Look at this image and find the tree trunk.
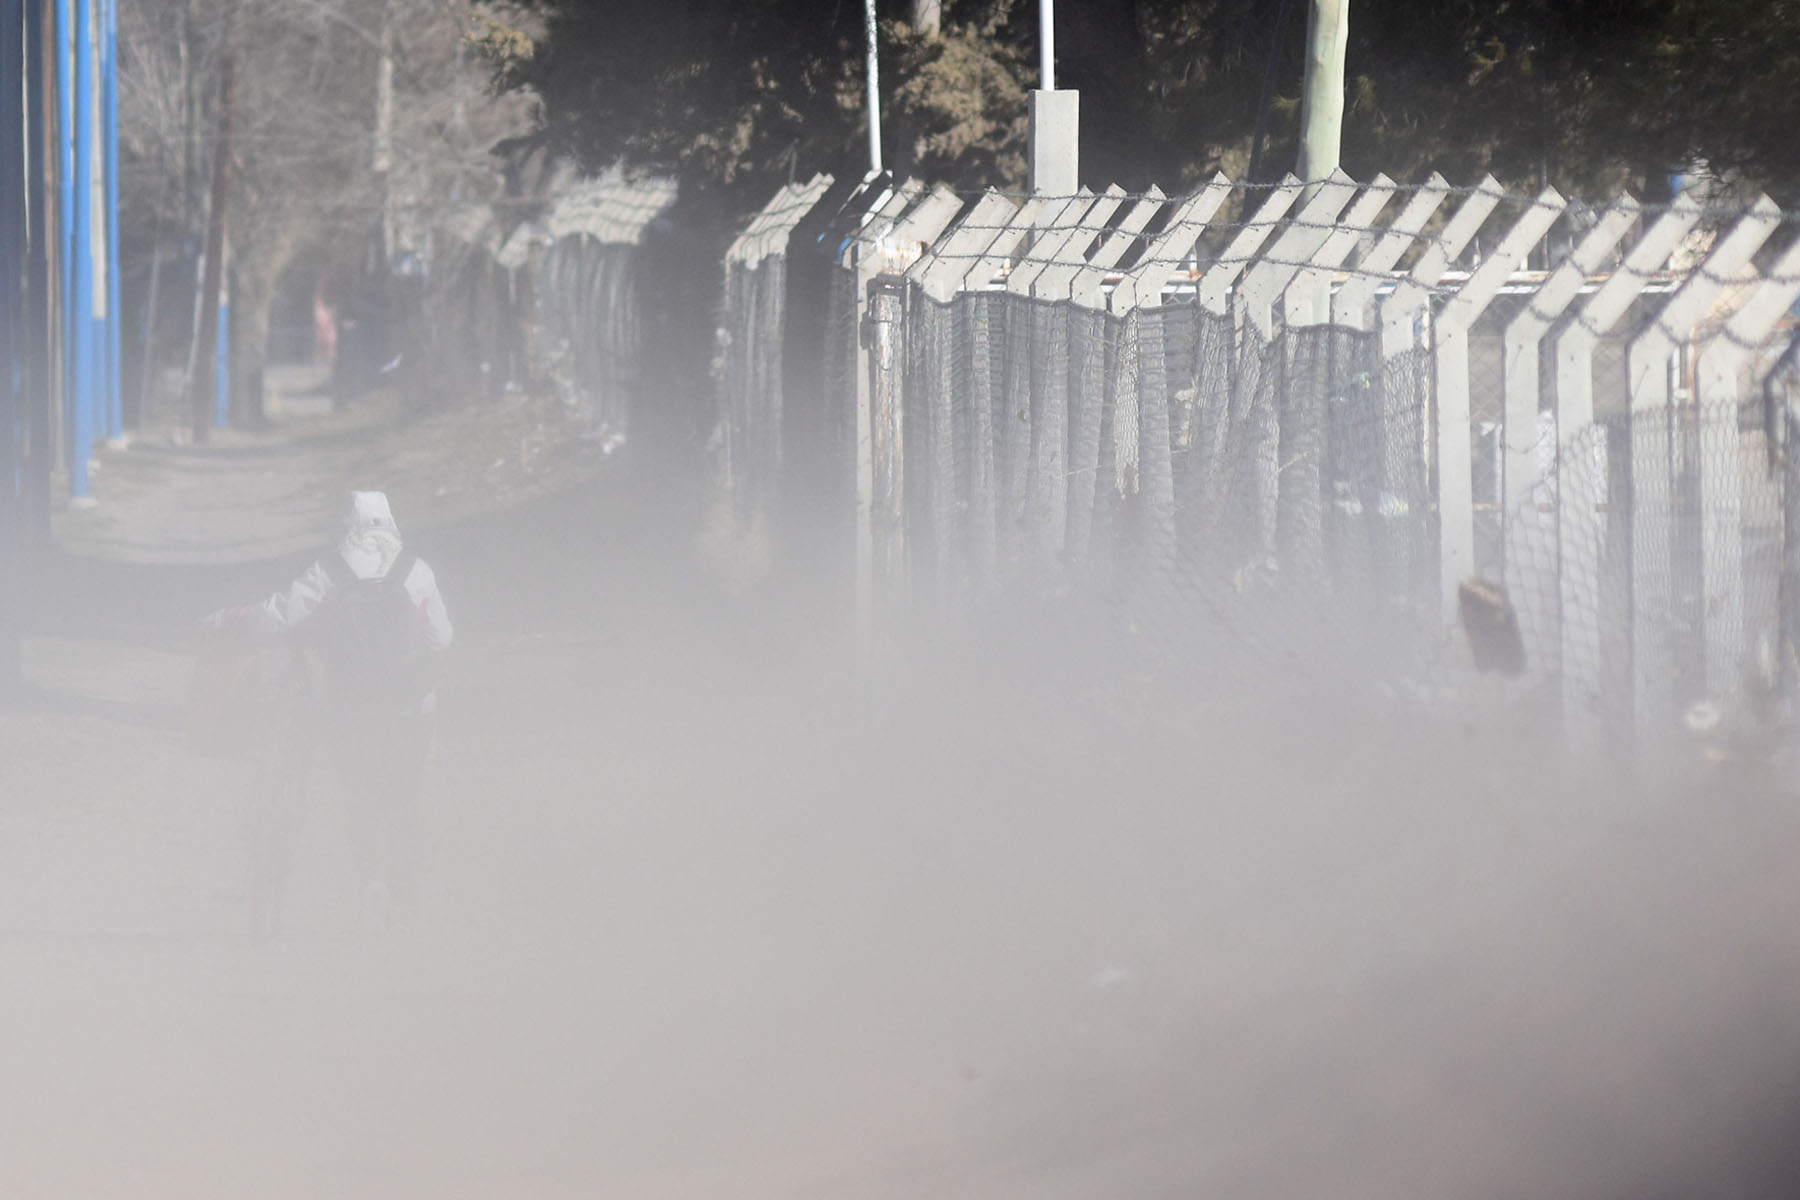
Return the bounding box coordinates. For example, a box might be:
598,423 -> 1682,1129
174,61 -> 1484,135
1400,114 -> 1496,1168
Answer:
190,22 -> 234,442
1296,0 -> 1349,188
227,246 -> 287,428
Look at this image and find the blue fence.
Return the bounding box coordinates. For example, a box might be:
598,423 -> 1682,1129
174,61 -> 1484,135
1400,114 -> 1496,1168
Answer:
3,0 -> 123,688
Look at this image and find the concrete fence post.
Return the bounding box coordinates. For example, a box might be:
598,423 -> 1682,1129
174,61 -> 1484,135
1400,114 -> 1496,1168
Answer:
1433,186 -> 1566,624
1194,176 -> 1300,318
866,271 -> 907,601
1108,178 -> 1234,513
1106,184 -> 1231,600
1057,187 -> 1164,572
1264,176 -> 1400,590
1622,196 -> 1777,740
1499,196 -> 1640,693
1366,177 -> 1501,620
848,179 -> 927,638
1009,190 -> 1097,577
1237,169 -> 1356,338
1551,191 -> 1703,744
1376,177 -> 1503,362
1330,175 -> 1450,330
1664,200 -> 1794,709
908,190 -> 1021,604
1281,175 -> 1395,330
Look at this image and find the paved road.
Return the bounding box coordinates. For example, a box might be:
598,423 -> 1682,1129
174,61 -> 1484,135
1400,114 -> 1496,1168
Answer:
8,409 -> 1800,1198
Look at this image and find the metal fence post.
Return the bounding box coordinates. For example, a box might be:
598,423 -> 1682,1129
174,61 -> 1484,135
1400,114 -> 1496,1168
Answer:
1281,175 -> 1395,329
1684,208 -> 1800,707
868,184 -> 959,604
1330,176 -> 1449,330
3,0 -> 24,691
68,0 -> 92,496
55,0 -> 71,484
847,179 -> 922,638
865,271 -> 907,601
101,0 -> 117,441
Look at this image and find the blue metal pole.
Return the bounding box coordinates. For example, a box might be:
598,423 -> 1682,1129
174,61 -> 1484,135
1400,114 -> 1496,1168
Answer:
24,0 -> 52,542
3,0 -> 24,691
101,0 -> 118,441
4,0 -> 21,449
68,0 -> 90,498
79,0 -> 100,472
55,0 -> 71,487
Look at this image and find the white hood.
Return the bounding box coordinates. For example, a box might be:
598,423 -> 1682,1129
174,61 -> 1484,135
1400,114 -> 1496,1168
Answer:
338,490 -> 404,579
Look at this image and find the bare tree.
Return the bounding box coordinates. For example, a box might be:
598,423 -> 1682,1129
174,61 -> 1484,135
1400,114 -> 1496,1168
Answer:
120,0 -> 533,428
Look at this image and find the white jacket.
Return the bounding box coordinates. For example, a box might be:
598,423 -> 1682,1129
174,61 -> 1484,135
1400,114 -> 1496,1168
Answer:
249,492 -> 453,711
253,553 -> 453,653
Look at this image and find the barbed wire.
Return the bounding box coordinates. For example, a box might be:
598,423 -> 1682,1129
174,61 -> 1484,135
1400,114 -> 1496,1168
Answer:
871,208 -> 1791,247
421,188 -> 1800,309
803,194 -> 1800,295
847,241 -> 1800,293
954,179 -> 1800,224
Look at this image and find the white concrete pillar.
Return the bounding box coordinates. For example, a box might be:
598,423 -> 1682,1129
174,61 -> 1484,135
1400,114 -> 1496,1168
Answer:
1028,89 -> 1079,195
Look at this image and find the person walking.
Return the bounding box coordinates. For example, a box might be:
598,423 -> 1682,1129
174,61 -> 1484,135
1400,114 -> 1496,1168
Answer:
220,490 -> 453,929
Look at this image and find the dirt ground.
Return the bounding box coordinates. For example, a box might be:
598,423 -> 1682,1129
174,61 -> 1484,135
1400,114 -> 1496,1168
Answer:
8,396 -> 1800,1199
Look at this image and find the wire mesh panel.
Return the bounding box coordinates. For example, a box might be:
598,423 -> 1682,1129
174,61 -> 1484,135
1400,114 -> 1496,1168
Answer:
749,256 -> 778,507
1322,328 -> 1385,620
767,210 -> 857,612
820,261 -> 860,506
716,255 -> 752,504
1132,305 -> 1180,608
908,292 -> 958,607
429,219 -> 664,435
1377,344 -> 1435,618
1177,306 -> 1240,581
1065,305 -> 1110,582
994,289 -> 1032,586
1276,323 -> 1333,593
1770,345 -> 1800,703
1027,295 -> 1070,585
717,253 -> 790,528
1467,312 -> 1510,580
1499,415 -> 1628,750
535,235 -> 647,432
1496,398 -> 1792,764
956,290 -> 1000,596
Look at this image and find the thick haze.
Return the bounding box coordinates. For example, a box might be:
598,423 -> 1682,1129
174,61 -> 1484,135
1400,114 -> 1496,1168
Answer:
9,0 -> 1800,1193
5,412 -> 1800,1199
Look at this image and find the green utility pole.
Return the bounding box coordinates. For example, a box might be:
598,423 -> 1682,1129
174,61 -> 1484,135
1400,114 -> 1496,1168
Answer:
1296,0 -> 1349,188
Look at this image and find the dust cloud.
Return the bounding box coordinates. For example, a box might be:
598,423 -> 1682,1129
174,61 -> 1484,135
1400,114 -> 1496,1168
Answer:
6,420 -> 1800,1200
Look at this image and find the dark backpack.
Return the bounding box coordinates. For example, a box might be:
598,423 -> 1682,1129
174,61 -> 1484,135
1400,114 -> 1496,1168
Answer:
312,548 -> 434,710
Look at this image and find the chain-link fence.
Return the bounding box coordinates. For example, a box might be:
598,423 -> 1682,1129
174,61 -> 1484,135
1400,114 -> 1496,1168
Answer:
1501,395 -> 1795,762
425,173 -> 682,444
710,171 -> 1800,765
